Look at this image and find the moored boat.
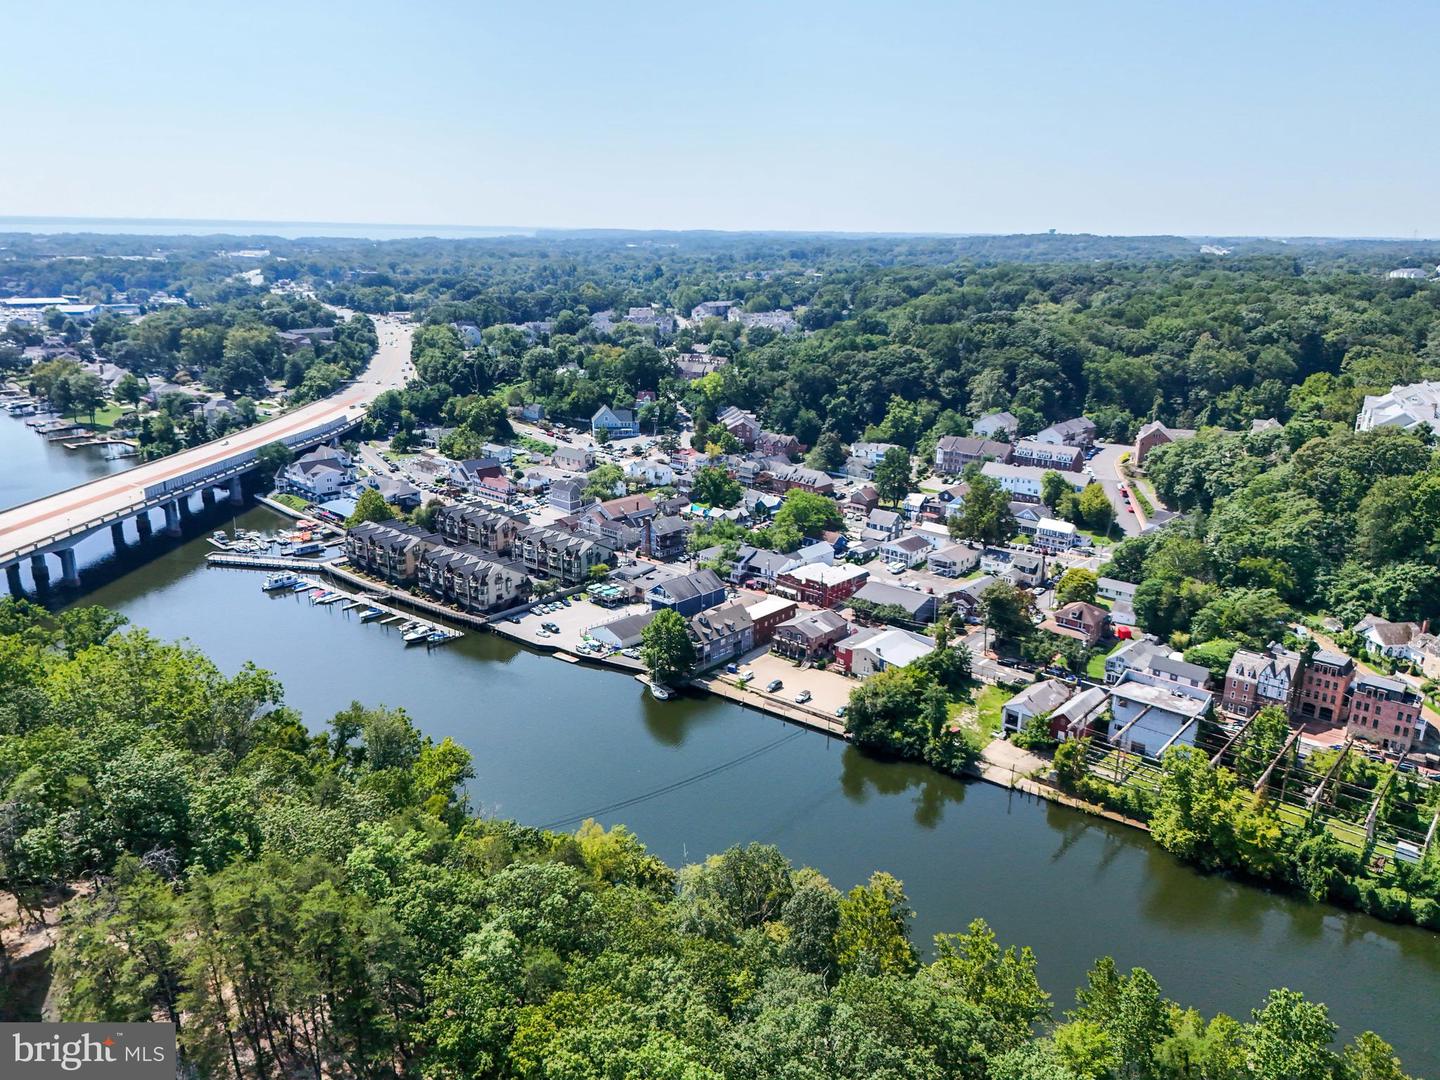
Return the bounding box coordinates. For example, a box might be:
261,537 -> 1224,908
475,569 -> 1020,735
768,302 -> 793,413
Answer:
262,571 -> 300,591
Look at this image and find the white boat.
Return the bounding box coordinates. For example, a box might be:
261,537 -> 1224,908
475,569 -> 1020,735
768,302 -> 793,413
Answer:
360,608 -> 384,622
425,630 -> 450,645
649,683 -> 673,701
262,572 -> 299,591
403,627 -> 430,644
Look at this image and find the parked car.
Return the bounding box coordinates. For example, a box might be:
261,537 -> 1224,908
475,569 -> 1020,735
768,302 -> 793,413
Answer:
794,690 -> 812,704
766,679 -> 784,693
725,663 -> 739,674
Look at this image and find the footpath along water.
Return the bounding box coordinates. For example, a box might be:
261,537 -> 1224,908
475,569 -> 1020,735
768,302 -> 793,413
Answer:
6,414 -> 1440,1073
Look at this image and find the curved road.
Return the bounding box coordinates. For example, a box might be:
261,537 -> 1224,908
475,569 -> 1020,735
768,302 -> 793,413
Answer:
0,315 -> 412,565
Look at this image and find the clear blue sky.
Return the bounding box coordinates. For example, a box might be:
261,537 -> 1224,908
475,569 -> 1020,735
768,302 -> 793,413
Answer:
4,0 -> 1436,236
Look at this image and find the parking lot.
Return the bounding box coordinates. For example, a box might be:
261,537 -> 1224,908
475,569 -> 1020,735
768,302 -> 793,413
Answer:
722,647 -> 857,717
495,595 -> 646,668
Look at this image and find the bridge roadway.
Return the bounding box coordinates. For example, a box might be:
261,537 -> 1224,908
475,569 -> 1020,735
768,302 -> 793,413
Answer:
1,314 -> 412,593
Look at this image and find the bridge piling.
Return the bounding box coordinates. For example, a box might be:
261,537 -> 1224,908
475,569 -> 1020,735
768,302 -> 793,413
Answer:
136,512 -> 153,540
201,488 -> 216,507
29,554 -> 50,591
110,521 -> 127,549
57,548 -> 80,588
227,477 -> 244,507
5,565 -> 22,599
163,500 -> 182,537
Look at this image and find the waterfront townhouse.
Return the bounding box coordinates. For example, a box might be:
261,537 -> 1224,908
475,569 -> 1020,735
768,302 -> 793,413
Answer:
1012,439 -> 1083,472
687,602 -> 755,669
517,524 -> 612,585
1291,649 -> 1355,725
435,505 -> 522,556
772,609 -> 853,661
346,521 -> 433,583
1109,672 -> 1213,757
774,562 -> 869,607
418,546 -> 527,613
1035,416 -> 1097,450
1345,673 -> 1425,752
935,435 -> 1012,475
1221,646 -> 1299,718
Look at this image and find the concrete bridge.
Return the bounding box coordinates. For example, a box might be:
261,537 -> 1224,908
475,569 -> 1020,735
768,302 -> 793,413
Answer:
1,313 -> 413,596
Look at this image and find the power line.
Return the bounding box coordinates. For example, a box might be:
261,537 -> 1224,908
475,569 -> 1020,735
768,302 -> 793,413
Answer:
538,729 -> 806,831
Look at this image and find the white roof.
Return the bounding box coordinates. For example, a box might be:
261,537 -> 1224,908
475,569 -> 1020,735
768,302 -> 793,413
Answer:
745,595 -> 796,621
1037,517 -> 1076,534
782,561 -> 868,586
856,627 -> 935,667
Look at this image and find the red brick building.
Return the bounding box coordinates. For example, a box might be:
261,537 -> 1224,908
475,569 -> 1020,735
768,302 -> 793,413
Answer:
1291,649 -> 1354,726
1345,673 -> 1425,753
775,563 -> 870,608
743,595 -> 797,646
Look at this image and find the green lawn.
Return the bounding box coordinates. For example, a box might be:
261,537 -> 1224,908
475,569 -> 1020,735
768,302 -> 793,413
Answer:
949,683 -> 1012,739
518,435 -> 556,455
1086,639 -> 1123,680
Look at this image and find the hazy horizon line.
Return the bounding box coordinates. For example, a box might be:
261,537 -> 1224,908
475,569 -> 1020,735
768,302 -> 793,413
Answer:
1,215 -> 1436,244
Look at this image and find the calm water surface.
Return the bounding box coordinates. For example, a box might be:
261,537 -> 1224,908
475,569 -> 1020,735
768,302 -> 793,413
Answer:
5,414 -> 1439,1072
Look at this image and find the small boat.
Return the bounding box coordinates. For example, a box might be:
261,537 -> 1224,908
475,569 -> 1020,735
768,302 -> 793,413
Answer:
403,628 -> 430,644
426,630 -> 450,645
360,608 -> 384,622
291,541 -> 324,556
291,581 -> 312,592
318,593 -> 346,605
649,683 -> 673,701
311,590 -> 335,603
262,572 -> 299,591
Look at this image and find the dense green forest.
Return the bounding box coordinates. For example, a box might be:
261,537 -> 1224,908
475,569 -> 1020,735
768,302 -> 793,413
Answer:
0,600 -> 1419,1079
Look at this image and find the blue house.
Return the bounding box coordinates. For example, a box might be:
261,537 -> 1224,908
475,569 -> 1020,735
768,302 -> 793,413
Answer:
647,568 -> 727,617
592,404 -> 640,439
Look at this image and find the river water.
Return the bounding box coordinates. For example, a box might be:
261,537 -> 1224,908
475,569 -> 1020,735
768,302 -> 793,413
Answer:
4,414 -> 1438,1071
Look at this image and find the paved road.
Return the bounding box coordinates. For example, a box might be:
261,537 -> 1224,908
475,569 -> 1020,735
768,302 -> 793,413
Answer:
1088,441 -> 1144,537
0,316 -> 412,564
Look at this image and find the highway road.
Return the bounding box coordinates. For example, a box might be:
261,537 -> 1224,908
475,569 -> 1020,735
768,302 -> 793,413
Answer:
0,315 -> 412,565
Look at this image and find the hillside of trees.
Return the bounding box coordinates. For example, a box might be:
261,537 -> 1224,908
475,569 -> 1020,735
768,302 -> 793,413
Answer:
0,599 -> 1420,1078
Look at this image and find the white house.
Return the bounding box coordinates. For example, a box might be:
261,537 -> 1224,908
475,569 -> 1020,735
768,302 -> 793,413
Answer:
879,534 -> 932,567
1109,672 -> 1212,757
1097,577 -> 1137,604
928,544 -> 980,577
849,441 -> 901,466
1034,517 -> 1079,553
553,445 -> 594,472
980,461 -> 1086,502
592,405 -> 640,438
973,411 -> 1019,440
625,459 -> 676,486
1002,680 -> 1075,735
